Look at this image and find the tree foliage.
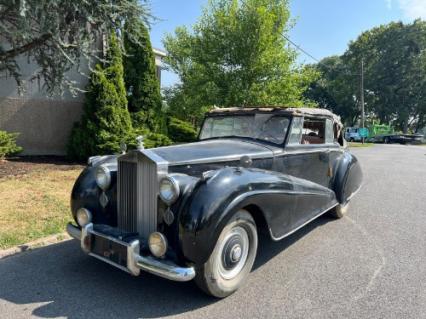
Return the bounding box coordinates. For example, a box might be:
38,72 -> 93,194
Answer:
0,130 -> 22,159
307,20 -> 426,132
167,117 -> 198,143
163,0 -> 317,123
123,18 -> 163,131
304,56 -> 360,126
67,34 -> 133,160
0,0 -> 150,95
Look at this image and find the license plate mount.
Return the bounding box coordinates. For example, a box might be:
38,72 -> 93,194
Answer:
90,232 -> 128,269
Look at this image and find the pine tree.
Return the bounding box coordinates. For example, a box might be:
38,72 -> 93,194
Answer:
123,19 -> 163,132
67,33 -> 133,160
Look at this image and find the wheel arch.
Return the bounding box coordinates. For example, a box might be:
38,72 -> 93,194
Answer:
242,204 -> 269,234
332,150 -> 363,205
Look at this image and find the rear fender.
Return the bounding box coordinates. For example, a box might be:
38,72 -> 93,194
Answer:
333,151 -> 363,204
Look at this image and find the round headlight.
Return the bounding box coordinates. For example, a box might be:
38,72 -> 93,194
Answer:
95,165 -> 111,190
148,232 -> 168,258
76,208 -> 92,227
159,176 -> 180,205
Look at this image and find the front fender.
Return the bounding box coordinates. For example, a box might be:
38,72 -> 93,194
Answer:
178,167 -> 336,265
70,156 -> 118,227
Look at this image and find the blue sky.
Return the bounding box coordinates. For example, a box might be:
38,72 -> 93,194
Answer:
149,0 -> 426,87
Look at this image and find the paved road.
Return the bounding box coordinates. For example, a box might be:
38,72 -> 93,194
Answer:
0,144 -> 425,319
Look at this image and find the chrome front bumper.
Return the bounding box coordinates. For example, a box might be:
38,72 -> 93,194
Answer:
66,223 -> 195,282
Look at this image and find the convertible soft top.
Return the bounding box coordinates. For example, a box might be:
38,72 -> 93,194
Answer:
208,107 -> 343,128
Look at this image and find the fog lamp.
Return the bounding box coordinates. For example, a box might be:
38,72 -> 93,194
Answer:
76,208 -> 92,227
148,232 -> 168,258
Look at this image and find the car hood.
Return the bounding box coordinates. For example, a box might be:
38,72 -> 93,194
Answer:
151,139 -> 274,166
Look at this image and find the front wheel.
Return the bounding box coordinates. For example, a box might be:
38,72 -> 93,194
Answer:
194,209 -> 258,298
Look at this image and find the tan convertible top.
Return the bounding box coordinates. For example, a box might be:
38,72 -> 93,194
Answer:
207,107 -> 343,128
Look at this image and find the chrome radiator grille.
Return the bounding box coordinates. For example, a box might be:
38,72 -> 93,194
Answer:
117,161 -> 138,232
117,151 -> 166,239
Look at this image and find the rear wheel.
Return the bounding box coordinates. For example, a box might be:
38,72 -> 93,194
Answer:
194,209 -> 258,298
329,203 -> 350,219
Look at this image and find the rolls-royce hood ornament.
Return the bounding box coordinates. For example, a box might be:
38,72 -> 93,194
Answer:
136,135 -> 145,151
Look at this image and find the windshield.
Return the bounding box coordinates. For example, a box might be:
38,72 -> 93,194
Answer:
199,114 -> 290,145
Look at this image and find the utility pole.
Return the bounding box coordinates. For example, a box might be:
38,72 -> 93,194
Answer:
360,58 -> 365,144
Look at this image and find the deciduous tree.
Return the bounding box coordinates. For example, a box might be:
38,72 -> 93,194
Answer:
163,0 -> 317,123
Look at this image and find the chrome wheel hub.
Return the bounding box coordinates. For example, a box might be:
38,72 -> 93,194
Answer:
218,226 -> 250,280
231,245 -> 242,262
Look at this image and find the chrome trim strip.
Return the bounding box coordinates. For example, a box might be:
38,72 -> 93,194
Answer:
163,152 -> 273,166
66,223 -> 195,282
223,188 -> 334,217
127,240 -> 141,276
270,202 -> 339,241
66,223 -> 81,240
80,223 -> 93,253
90,229 -> 131,247
135,255 -> 196,282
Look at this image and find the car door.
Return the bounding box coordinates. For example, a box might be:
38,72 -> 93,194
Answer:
276,116 -> 331,187
273,116 -> 334,230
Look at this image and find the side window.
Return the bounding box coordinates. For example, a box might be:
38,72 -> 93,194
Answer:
287,117 -> 303,144
301,118 -> 326,145
325,119 -> 335,144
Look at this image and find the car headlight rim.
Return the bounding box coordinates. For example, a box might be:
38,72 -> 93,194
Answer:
159,176 -> 180,205
148,232 -> 168,258
76,208 -> 92,227
95,165 -> 111,190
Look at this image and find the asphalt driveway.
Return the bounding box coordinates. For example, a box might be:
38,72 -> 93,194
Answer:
0,144 -> 425,319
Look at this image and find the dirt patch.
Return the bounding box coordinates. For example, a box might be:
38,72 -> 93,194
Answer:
0,156 -> 84,180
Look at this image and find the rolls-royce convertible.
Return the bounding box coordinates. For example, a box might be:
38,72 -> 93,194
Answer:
67,107 -> 362,298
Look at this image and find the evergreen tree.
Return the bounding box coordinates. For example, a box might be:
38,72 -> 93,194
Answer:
67,33 -> 133,160
0,0 -> 149,95
123,19 -> 163,132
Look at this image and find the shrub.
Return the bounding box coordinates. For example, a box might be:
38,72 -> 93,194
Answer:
168,117 -> 198,143
126,129 -> 172,150
0,131 -> 23,159
123,19 -> 163,131
67,33 -> 133,161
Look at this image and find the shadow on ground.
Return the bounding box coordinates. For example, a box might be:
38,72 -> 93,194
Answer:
0,215 -> 332,319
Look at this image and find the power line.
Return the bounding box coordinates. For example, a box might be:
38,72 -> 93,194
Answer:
282,34 -> 360,76
282,34 -> 322,63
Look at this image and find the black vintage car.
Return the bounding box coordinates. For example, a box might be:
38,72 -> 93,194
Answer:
67,107 -> 362,298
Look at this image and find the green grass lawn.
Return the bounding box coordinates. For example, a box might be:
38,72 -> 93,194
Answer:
348,142 -> 375,148
0,169 -> 82,250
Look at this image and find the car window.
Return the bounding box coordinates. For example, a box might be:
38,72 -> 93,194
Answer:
288,117 -> 303,145
325,119 -> 335,144
301,118 -> 326,145
200,114 -> 290,145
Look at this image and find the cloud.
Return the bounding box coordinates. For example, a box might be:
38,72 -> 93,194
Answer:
385,0 -> 393,10
398,0 -> 426,19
